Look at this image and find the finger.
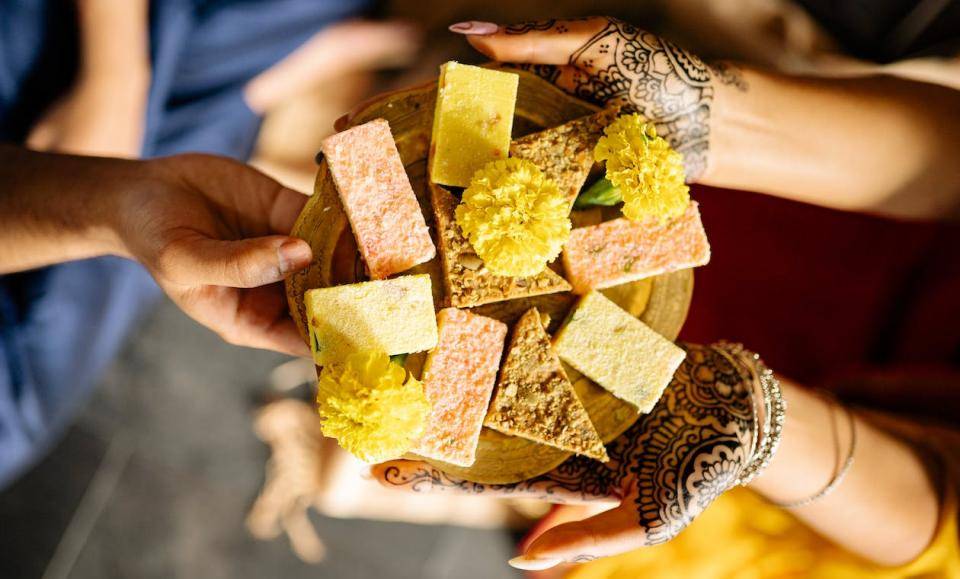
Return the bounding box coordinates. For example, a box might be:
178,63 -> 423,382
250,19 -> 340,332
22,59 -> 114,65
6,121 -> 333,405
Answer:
372,460 -> 521,497
453,17 -> 609,65
504,63 -> 582,95
372,459 -> 620,505
509,501 -> 645,570
159,234 -> 312,288
228,282 -> 309,356
239,283 -> 310,357
177,282 -> 310,357
164,154 -> 307,236
269,186 -> 310,235
250,316 -> 311,358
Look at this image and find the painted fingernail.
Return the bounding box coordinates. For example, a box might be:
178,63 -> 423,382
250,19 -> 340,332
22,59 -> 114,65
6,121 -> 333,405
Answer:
448,21 -> 498,36
508,555 -> 563,571
278,239 -> 312,275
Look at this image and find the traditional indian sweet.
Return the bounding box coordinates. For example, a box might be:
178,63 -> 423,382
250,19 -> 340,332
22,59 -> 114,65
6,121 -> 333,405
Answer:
304,274 -> 438,366
471,291 -> 576,334
293,68 -> 712,479
602,278 -> 654,317
510,107 -> 620,207
485,308 -> 608,461
430,181 -> 571,308
562,202 -> 710,294
316,350 -> 430,463
594,113 -> 689,222
455,158 -> 571,277
321,118 -> 435,280
429,62 -> 519,188
553,291 -> 686,412
413,308 -> 507,467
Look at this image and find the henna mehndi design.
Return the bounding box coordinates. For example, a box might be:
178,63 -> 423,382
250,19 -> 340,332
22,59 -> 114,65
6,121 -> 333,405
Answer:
567,19 -> 713,179
506,18 -> 730,180
380,344 -> 759,547
503,20 -> 559,35
710,61 -> 749,92
503,18 -> 592,35
628,345 -> 754,544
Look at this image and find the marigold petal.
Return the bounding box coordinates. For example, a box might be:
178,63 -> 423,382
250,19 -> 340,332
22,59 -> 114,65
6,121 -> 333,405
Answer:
455,158 -> 570,277
594,114 -> 689,222
316,350 -> 430,463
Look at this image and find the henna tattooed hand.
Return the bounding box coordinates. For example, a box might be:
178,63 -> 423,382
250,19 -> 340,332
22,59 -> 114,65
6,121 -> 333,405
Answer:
372,343 -> 759,568
450,17 -> 738,180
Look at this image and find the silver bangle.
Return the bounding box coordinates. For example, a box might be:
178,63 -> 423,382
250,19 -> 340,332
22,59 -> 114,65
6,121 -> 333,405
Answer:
713,342 -> 787,487
772,392 -> 857,508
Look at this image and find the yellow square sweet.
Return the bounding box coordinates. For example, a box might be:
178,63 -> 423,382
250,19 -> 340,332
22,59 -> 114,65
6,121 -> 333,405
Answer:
304,274 -> 438,366
553,291 -> 685,412
429,62 -> 518,188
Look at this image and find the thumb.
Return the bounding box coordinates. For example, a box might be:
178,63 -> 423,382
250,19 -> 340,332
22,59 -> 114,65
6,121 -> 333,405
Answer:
450,17 -> 609,64
159,234 -> 312,288
509,500 -> 646,570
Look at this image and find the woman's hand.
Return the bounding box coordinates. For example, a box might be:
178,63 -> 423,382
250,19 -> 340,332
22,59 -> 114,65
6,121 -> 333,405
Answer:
117,154 -> 313,356
450,17 -> 722,179
373,343 -> 758,569
451,17 -> 960,218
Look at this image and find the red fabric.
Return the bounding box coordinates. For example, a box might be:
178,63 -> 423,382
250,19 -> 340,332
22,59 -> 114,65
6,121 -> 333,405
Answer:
679,186 -> 960,414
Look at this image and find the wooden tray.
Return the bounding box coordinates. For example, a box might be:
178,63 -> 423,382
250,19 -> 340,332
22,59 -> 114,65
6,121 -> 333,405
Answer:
285,67 -> 694,484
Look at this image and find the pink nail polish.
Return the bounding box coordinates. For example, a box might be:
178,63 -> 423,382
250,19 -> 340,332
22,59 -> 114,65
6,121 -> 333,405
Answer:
508,555 -> 563,571
448,21 -> 498,36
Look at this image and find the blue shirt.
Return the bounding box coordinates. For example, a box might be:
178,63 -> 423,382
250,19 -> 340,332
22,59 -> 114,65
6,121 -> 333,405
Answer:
0,0 -> 372,488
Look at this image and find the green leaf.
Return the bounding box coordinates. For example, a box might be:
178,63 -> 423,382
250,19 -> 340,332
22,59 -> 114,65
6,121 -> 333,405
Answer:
574,178 -> 622,209
390,353 -> 408,366
310,328 -> 322,354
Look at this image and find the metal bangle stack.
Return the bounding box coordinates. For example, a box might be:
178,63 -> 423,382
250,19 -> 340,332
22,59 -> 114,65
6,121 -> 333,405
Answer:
714,342 -> 787,487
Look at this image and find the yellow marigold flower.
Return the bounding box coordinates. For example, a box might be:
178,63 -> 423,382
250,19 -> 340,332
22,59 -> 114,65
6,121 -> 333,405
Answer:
594,114 -> 689,222
316,350 -> 430,463
455,158 -> 570,277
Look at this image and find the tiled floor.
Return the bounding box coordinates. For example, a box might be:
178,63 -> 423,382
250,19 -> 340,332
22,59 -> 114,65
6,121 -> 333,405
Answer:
0,299 -> 521,579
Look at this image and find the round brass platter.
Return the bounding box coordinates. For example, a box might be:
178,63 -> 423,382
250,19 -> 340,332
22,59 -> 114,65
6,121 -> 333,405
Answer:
285,67 -> 694,484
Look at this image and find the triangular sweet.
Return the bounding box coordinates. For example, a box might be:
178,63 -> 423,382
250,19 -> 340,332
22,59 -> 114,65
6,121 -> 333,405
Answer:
471,291 -> 575,334
429,183 -> 571,308
510,107 -> 620,206
484,308 -> 608,461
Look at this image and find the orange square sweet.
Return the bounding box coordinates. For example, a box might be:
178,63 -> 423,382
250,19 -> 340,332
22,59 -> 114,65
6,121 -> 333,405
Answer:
413,308 -> 507,467
562,202 -> 710,294
322,119 -> 436,279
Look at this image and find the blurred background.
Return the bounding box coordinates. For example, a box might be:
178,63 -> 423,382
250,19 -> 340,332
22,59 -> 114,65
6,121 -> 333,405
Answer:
2,0 -> 958,577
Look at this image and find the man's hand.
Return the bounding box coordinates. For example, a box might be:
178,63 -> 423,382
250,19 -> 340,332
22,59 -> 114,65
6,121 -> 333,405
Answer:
118,154 -> 312,356
450,17 -> 720,179
0,147 -> 311,356
372,343 -> 758,569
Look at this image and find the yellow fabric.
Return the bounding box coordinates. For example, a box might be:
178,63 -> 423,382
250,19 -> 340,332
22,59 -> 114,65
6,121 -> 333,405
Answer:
567,487 -> 959,579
